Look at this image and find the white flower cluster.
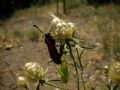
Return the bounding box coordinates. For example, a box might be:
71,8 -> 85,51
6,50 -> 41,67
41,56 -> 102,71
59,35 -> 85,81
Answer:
24,62 -> 47,83
17,62 -> 47,87
50,15 -> 76,40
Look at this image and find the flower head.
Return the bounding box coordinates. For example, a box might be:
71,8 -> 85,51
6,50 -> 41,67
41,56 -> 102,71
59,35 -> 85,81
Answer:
50,15 -> 76,41
24,62 -> 47,83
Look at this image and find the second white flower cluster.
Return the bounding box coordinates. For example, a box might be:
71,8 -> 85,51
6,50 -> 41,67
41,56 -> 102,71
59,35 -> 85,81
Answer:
17,62 -> 47,87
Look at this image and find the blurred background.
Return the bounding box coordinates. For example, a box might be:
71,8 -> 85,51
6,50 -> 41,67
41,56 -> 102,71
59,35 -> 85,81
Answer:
0,0 -> 120,90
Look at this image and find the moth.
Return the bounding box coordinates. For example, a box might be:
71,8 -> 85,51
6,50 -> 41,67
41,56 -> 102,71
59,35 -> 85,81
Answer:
33,25 -> 62,64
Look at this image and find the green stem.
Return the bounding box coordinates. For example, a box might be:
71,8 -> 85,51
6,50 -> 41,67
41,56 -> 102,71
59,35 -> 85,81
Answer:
45,81 -> 66,90
24,85 -> 29,90
36,80 -> 41,90
76,48 -> 86,90
66,41 -> 80,90
76,48 -> 84,70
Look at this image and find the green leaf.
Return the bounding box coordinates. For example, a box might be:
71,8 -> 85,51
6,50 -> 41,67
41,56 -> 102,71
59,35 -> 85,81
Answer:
57,56 -> 69,83
75,44 -> 82,49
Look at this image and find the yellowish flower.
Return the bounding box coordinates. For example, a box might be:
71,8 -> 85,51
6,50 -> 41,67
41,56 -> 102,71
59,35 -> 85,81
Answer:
50,15 -> 76,40
24,62 -> 47,83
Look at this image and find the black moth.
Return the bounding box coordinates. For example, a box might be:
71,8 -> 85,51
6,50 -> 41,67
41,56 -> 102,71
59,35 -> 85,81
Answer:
33,25 -> 62,64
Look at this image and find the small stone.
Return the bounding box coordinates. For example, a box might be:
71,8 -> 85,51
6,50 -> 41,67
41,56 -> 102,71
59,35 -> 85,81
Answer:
4,44 -> 13,50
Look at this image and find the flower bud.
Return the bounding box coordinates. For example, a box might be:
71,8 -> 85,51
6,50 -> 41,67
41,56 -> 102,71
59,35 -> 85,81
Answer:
17,76 -> 28,87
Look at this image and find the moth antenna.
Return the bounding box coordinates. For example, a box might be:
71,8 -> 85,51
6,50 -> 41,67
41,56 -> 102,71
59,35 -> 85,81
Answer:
33,25 -> 45,34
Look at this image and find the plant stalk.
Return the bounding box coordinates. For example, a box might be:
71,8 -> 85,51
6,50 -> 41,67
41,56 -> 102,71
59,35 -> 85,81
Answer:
76,48 -> 86,90
36,80 -> 41,90
66,41 -> 80,90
